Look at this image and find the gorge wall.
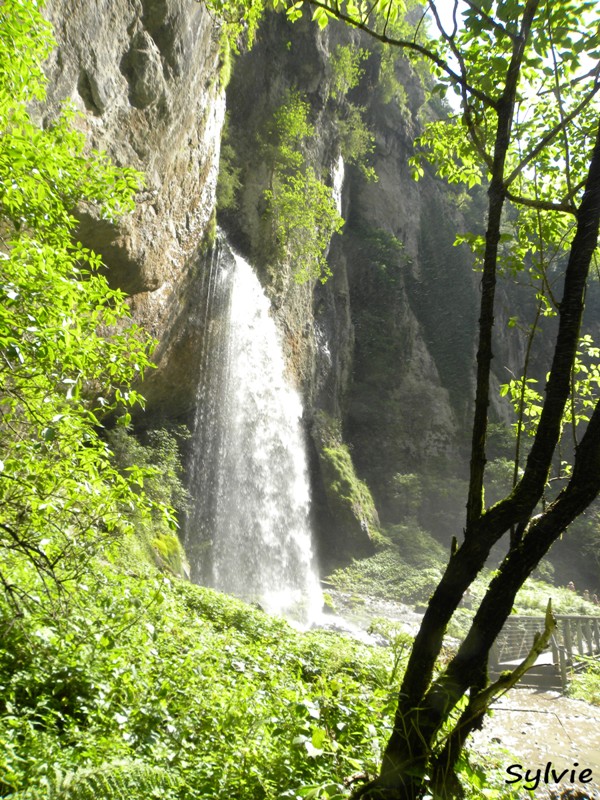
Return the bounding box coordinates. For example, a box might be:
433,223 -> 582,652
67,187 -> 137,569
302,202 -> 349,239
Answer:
42,0 -> 226,416
221,12 -> 482,553
41,0 -> 499,564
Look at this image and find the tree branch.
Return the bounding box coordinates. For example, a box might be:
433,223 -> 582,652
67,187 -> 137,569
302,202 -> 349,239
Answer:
505,68 -> 600,188
505,189 -> 577,215
466,0 -> 540,529
304,0 -> 497,108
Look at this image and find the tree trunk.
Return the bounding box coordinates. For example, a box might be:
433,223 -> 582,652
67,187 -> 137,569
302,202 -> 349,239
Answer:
353,125 -> 600,800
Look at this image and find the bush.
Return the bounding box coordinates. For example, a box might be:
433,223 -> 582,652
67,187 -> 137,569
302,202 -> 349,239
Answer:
0,0 -> 156,613
570,655 -> 600,706
0,570 -> 399,800
263,91 -> 344,283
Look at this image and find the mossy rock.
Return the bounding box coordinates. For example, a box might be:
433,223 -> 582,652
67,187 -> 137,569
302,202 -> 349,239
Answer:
312,411 -> 378,560
151,531 -> 189,578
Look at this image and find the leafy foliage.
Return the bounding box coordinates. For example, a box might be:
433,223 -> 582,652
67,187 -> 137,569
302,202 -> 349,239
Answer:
5,761 -> 181,800
263,91 -> 344,283
195,0 -> 265,51
336,105 -> 376,181
0,0 -> 157,610
329,44 -> 368,101
327,45 -> 376,180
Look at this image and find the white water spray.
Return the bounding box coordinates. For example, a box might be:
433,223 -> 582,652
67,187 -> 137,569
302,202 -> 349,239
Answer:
185,239 -> 322,623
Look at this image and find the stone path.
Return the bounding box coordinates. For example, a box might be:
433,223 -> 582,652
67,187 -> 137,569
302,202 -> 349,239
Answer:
470,688 -> 600,798
325,593 -> 600,797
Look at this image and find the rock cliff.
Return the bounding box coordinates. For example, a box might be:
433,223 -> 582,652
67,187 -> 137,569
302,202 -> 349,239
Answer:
42,0 -> 225,416
221,12 -> 481,548
40,2 -> 485,561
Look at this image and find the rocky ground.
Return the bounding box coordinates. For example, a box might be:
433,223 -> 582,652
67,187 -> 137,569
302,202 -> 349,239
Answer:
325,592 -> 600,798
471,687 -> 600,798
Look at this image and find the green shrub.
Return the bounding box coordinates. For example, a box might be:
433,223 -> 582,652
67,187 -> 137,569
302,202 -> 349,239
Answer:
336,103 -> 376,181
570,655 -> 600,706
0,570 -> 399,800
329,44 -> 367,100
263,91 -> 344,283
0,0 -> 155,614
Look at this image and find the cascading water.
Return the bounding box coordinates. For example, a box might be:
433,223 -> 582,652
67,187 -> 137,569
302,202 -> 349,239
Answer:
184,236 -> 323,623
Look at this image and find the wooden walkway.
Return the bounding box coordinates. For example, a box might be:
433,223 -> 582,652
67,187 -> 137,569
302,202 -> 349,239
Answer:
490,614 -> 600,691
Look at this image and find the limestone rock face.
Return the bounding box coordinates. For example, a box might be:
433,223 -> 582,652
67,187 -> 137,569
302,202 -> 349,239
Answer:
222,14 -> 479,546
42,0 -> 225,415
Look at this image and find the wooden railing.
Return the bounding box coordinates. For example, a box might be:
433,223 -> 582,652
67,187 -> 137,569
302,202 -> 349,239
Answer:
490,614 -> 600,691
552,615 -> 600,688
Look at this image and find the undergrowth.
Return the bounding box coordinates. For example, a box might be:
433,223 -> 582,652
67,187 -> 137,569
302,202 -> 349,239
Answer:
0,562 -> 401,800
569,656 -> 600,707
326,522 -> 599,642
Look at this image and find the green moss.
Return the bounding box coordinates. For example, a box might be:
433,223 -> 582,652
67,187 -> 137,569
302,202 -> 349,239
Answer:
106,426 -> 190,578
151,532 -> 187,576
322,444 -> 378,531
313,412 -> 380,554
203,207 -> 218,252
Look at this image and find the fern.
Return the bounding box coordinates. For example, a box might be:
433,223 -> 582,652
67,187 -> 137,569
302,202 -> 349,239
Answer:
7,761 -> 182,800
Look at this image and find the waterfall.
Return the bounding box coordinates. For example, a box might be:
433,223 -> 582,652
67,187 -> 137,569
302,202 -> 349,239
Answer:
185,237 -> 323,623
332,154 -> 345,216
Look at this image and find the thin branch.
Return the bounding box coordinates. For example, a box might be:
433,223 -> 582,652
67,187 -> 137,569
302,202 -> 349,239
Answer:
512,299 -> 543,489
412,6 -> 428,46
547,5 -> 573,198
382,0 -> 394,40
463,104 -> 494,170
471,601 -> 556,714
429,2 -> 493,169
305,0 -> 497,109
536,63 -> 600,97
466,0 -> 541,529
505,189 -> 577,215
505,72 -> 600,187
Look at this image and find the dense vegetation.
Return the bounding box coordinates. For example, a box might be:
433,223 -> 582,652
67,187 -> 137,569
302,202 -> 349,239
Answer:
0,560 -> 395,800
2,2 -> 600,800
